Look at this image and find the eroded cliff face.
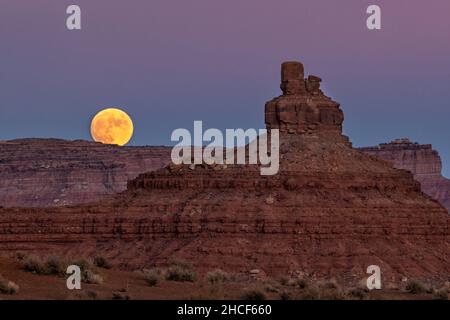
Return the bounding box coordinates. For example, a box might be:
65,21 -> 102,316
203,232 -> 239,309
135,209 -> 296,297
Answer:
0,62 -> 448,285
0,139 -> 171,207
359,139 -> 450,212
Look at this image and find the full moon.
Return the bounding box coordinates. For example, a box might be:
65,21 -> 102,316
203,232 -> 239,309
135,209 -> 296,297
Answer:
90,108 -> 134,146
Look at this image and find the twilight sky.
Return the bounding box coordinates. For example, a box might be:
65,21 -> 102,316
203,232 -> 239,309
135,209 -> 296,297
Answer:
0,0 -> 449,176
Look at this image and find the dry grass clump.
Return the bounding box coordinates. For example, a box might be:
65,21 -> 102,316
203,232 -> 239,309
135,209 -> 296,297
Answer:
0,276 -> 19,295
240,287 -> 267,300
432,287 -> 449,300
279,290 -> 292,300
142,268 -> 165,287
15,251 -> 27,260
83,270 -> 104,284
165,260 -> 197,282
21,253 -> 103,284
205,269 -> 229,286
278,276 -> 289,286
295,278 -> 309,289
93,256 -> 112,269
46,255 -> 69,276
348,287 -> 369,300
23,255 -> 49,274
405,279 -> 428,294
299,280 -> 346,300
112,292 -> 131,300
86,290 -> 98,300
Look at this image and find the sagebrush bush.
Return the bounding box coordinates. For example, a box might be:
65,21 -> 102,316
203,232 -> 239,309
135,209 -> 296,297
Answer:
72,259 -> 93,273
205,269 -> 229,285
278,276 -> 289,286
143,269 -> 163,287
23,255 -> 68,275
296,278 -> 309,289
279,290 -> 291,300
112,292 -> 130,300
165,260 -> 196,282
46,255 -> 68,276
240,288 -> 267,300
22,255 -> 103,285
405,280 -> 427,294
0,276 -> 19,295
300,287 -> 321,300
82,270 -> 104,284
433,288 -> 448,300
16,251 -> 27,260
348,287 -> 368,300
23,255 -> 48,274
87,290 -> 98,300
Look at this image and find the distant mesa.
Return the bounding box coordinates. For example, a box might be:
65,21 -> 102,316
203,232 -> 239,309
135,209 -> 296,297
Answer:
0,139 -> 171,208
359,139 -> 450,213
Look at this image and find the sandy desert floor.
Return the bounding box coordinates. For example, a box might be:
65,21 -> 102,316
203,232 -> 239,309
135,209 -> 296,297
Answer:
0,256 -> 447,301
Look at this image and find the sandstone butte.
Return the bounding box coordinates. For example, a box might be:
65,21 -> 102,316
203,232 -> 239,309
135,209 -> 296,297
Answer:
359,139 -> 450,213
0,61 -> 448,286
1,132 -> 449,216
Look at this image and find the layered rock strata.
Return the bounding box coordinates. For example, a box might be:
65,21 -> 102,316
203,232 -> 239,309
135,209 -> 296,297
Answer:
0,139 -> 171,207
359,138 -> 450,212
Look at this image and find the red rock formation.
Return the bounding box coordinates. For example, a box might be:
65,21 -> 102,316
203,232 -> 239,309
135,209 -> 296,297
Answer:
0,139 -> 171,208
0,62 -> 448,286
359,138 -> 450,213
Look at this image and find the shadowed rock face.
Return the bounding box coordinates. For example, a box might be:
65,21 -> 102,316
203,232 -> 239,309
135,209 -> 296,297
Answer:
359,139 -> 450,213
0,62 -> 448,286
0,139 -> 171,207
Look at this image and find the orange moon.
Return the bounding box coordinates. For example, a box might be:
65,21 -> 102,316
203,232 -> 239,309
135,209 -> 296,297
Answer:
90,108 -> 134,146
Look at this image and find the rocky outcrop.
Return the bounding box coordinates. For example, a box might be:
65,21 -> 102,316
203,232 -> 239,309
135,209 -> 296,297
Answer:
0,62 -> 448,286
265,61 -> 345,135
0,139 -> 171,207
359,138 -> 450,212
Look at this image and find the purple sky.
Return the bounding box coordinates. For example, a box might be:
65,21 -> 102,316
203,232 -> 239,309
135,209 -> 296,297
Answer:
1,0 -> 449,176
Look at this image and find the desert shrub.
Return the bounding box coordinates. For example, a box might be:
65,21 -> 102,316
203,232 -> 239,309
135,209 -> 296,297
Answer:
322,280 -> 339,290
205,269 -> 229,285
278,276 -> 289,286
112,292 -> 130,300
279,290 -> 291,300
16,251 -> 27,260
22,255 -> 102,284
300,287 -> 321,300
72,259 -> 93,273
46,255 -> 68,276
143,269 -> 162,287
240,288 -> 267,300
23,255 -> 48,274
86,290 -> 98,300
0,277 -> 19,295
82,270 -> 103,284
319,287 -> 346,300
433,288 -> 448,300
296,278 -> 309,289
165,260 -> 196,282
405,280 -> 427,294
308,280 -> 346,300
93,256 -> 112,269
264,283 -> 279,293
348,287 -> 369,300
